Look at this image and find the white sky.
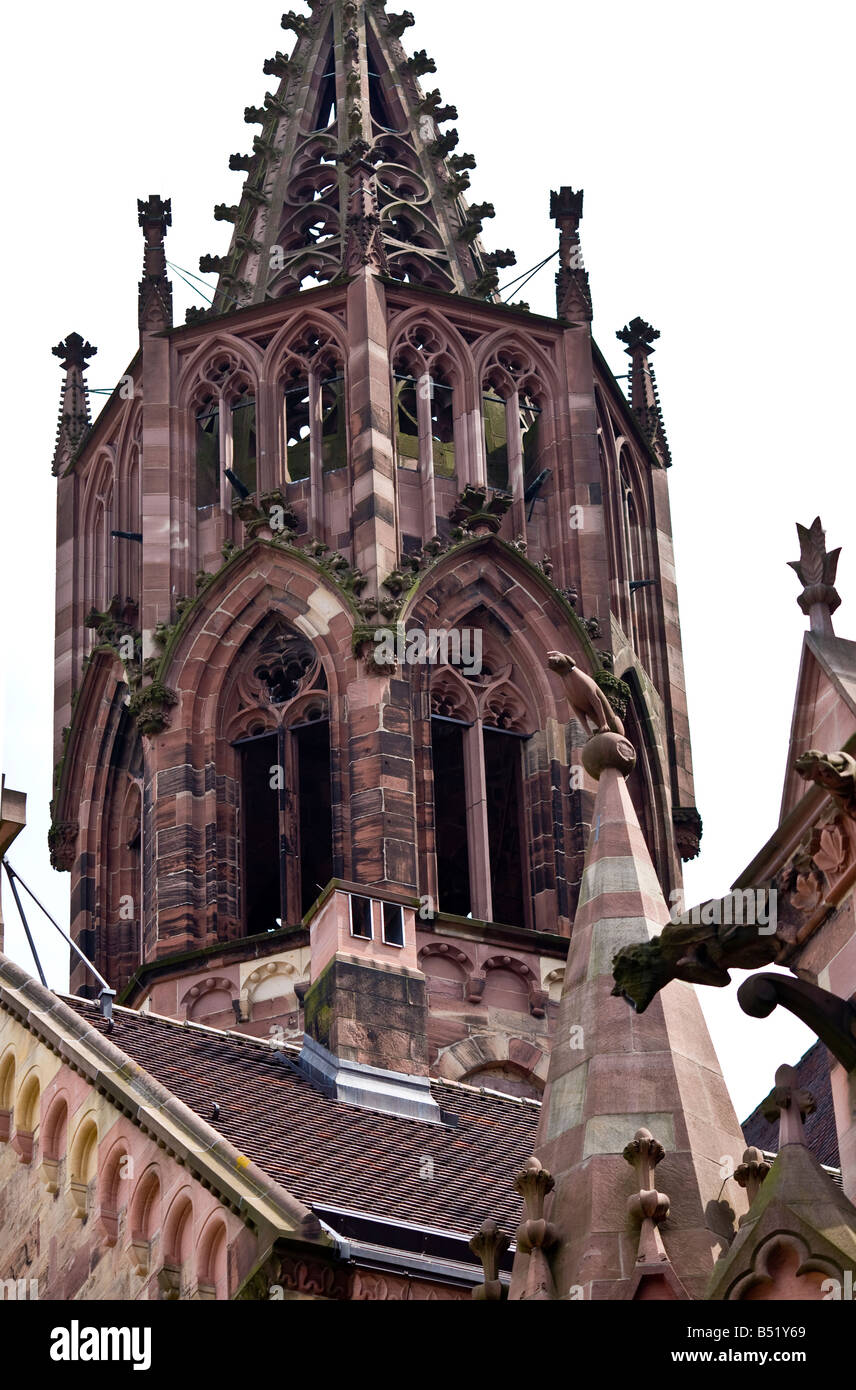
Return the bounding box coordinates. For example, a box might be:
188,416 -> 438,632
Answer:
2,0 -> 854,1122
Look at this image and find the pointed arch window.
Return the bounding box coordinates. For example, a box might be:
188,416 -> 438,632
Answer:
230,384 -> 257,493
196,397 -> 221,509
430,661 -> 531,929
281,361 -> 346,484
483,391 -> 509,490
312,44 -> 337,132
394,369 -> 457,478
231,630 -> 333,935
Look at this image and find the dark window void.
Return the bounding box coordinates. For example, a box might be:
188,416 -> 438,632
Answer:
368,68 -> 394,128
231,391 -> 257,492
313,46 -> 337,130
431,379 -> 456,478
321,376 -> 346,472
241,734 -> 282,936
285,382 -> 311,482
484,728 -> 526,928
296,720 -> 333,916
395,376 -> 419,470
350,894 -> 374,939
431,718 -> 471,918
521,397 -> 542,492
196,399 -> 220,509
484,395 -> 509,490
383,903 -> 405,947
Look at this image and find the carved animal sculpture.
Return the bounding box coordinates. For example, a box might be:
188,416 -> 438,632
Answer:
547,652 -> 623,736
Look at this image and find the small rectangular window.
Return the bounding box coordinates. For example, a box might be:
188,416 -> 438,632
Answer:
382,904 -> 405,948
350,894 -> 374,940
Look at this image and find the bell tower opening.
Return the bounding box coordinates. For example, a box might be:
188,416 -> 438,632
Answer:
296,719 -> 333,915
240,733 -> 282,936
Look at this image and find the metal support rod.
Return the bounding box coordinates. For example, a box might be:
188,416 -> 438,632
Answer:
3,860 -> 113,995
2,861 -> 48,987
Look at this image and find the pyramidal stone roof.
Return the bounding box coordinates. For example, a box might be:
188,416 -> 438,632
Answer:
202,0 -> 514,316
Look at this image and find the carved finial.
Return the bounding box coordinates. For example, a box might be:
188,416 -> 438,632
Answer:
51,333 -> 97,476
137,195 -> 173,333
551,187 -> 591,324
761,1063 -> 816,1147
513,1157 -> 558,1300
616,318 -> 671,467
734,1146 -> 772,1216
788,518 -> 841,635
469,1219 -> 510,1301
617,317 -> 660,353
623,1128 -> 673,1269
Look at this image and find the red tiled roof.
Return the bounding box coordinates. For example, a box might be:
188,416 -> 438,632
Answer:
64,999 -> 536,1237
741,1040 -> 841,1171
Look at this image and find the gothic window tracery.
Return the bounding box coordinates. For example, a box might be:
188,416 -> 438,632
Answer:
393,322 -> 460,485
278,327 -> 347,487
224,621 -> 332,936
191,351 -> 259,511
481,346 -> 548,519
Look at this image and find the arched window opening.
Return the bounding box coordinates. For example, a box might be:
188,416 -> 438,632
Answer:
0,1051 -> 16,1142
430,373 -> 456,478
431,718 -> 472,918
320,375 -> 346,472
394,359 -> 457,480
483,728 -> 526,929
284,373 -> 311,482
463,1062 -> 542,1101
196,396 -> 220,510
394,375 -> 420,472
230,384 -> 257,493
197,1220 -> 229,1301
520,395 -> 543,493
233,629 -> 333,934
280,346 -> 346,484
430,649 -> 531,929
312,46 -> 337,131
483,390 -> 509,491
69,1117 -> 99,1218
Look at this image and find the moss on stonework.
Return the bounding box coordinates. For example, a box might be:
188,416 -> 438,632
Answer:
128,680 -> 178,737
594,668 -> 632,720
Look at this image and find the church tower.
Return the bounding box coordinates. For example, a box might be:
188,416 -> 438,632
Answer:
51,0 -> 703,1113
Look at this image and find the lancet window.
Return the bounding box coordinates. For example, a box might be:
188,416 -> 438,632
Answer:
429,649 -> 531,930
481,346 -> 547,520
278,328 -> 347,486
192,354 -> 258,512
226,623 -> 333,936
392,324 -> 459,481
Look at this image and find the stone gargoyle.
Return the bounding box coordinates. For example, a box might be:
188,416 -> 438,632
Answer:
795,749 -> 856,818
611,906 -> 787,1014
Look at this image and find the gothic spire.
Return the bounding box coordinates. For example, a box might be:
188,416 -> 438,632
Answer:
509,727 -> 748,1299
203,1 -> 512,314
51,333 -> 97,476
138,195 -> 173,333
551,187 -> 591,324
616,316 -> 672,467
